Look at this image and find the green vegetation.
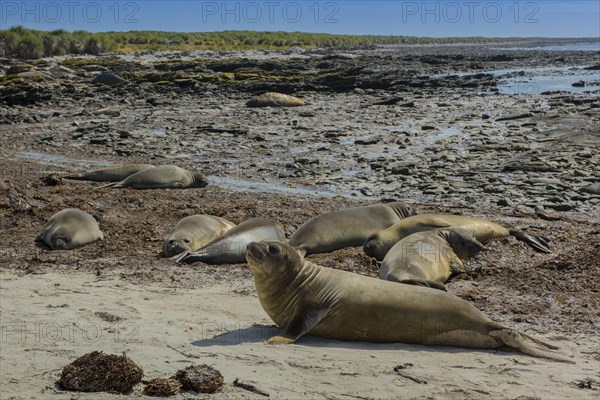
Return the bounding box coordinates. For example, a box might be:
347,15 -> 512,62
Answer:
0,26 -> 592,59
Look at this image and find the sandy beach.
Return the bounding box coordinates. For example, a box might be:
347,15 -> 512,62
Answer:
1,44 -> 599,399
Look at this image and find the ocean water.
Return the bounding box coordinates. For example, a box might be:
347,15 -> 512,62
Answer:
494,43 -> 600,52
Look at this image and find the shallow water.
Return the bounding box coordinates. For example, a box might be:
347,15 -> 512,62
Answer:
494,43 -> 600,52
498,73 -> 600,95
207,175 -> 358,198
14,151 -> 113,167
436,65 -> 600,95
10,151 -> 359,198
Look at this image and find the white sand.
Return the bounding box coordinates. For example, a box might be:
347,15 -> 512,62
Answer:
1,269 -> 598,399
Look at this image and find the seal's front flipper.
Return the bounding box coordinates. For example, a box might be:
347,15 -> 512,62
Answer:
509,230 -> 552,254
401,279 -> 448,292
177,251 -> 206,264
266,334 -> 296,344
489,328 -> 574,363
267,305 -> 326,344
170,250 -> 190,262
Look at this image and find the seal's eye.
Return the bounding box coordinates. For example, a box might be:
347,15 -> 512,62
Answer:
169,240 -> 175,245
183,239 -> 191,244
268,245 -> 279,255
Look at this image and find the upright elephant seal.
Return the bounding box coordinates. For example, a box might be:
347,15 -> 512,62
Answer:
163,215 -> 236,257
176,218 -> 285,265
246,241 -> 571,362
64,164 -> 155,182
99,165 -> 207,190
38,208 -> 104,250
246,92 -> 304,107
364,214 -> 551,261
289,202 -> 415,256
379,227 -> 486,291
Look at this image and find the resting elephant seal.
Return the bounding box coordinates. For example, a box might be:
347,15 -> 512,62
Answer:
246,241 -> 571,362
38,208 -> 104,250
289,202 -> 415,256
246,92 -> 304,107
64,164 -> 155,182
99,165 -> 207,189
364,214 -> 551,261
379,228 -> 486,291
177,218 -> 286,265
163,215 -> 236,257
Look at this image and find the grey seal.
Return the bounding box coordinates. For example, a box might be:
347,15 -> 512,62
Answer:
177,218 -> 286,264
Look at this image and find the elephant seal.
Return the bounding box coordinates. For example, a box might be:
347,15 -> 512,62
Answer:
64,164 -> 155,182
91,71 -> 126,85
364,214 -> 551,261
163,215 -> 236,257
177,218 -> 286,265
289,202 -> 415,256
99,165 -> 207,190
38,208 -> 104,250
378,228 -> 486,291
246,241 -> 571,362
246,92 -> 304,107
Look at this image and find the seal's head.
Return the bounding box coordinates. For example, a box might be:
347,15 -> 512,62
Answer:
363,233 -> 386,260
51,234 -> 73,250
190,171 -> 209,188
163,235 -> 192,257
246,241 -> 302,279
443,228 -> 487,259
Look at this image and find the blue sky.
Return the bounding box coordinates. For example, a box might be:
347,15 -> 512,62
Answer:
1,1 -> 599,37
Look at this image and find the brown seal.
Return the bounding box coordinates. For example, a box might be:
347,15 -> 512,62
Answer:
379,227 -> 486,291
364,214 -> 551,261
38,208 -> 104,250
98,165 -> 207,189
64,164 -> 155,182
246,241 -> 572,363
289,201 -> 415,256
246,92 -> 304,107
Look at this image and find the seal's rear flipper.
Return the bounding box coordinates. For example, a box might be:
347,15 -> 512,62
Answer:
401,279 -> 448,292
489,328 -> 574,363
509,230 -> 552,254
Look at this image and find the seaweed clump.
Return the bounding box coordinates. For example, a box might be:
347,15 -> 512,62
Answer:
57,351 -> 143,393
174,364 -> 224,393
